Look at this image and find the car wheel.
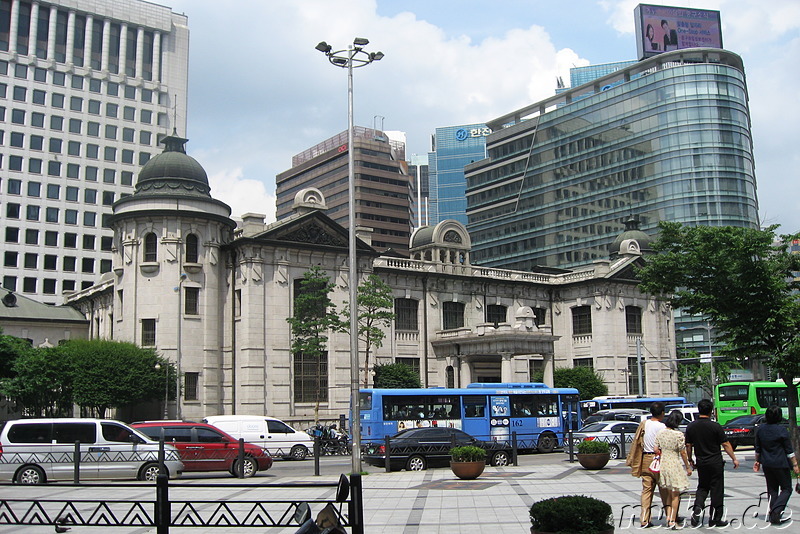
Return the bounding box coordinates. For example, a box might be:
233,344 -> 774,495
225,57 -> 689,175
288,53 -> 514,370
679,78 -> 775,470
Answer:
15,465 -> 45,484
609,444 -> 620,460
491,450 -> 510,467
537,432 -> 556,453
232,457 -> 258,477
406,454 -> 426,471
138,462 -> 164,481
290,445 -> 309,460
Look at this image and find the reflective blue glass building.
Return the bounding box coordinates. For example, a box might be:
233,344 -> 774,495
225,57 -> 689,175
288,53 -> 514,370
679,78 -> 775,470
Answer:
428,124 -> 489,225
465,49 -> 758,269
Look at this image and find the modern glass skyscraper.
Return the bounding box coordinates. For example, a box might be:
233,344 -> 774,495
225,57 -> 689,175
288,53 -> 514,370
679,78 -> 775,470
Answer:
428,123 -> 488,225
0,0 -> 189,303
465,48 -> 758,270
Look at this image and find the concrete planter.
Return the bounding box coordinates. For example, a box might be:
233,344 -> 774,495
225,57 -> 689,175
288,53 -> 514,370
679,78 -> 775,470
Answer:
450,460 -> 485,480
576,452 -> 610,470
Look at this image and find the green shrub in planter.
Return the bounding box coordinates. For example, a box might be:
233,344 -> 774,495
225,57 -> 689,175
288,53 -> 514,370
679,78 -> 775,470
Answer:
576,440 -> 610,454
530,495 -> 613,534
449,445 -> 487,462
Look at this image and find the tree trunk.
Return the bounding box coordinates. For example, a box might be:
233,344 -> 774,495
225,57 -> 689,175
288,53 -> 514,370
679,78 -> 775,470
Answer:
784,377 -> 799,454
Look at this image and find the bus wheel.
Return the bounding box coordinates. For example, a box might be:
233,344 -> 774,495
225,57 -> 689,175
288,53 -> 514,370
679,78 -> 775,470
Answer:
491,450 -> 510,467
537,432 -> 556,453
406,454 -> 427,471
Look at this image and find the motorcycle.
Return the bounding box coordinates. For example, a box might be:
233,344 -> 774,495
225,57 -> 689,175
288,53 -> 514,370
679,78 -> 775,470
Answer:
292,474 -> 350,533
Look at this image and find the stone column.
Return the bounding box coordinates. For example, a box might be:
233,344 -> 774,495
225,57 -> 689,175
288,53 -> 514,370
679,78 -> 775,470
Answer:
65,10 -> 75,64
152,31 -> 161,82
500,352 -> 513,382
29,2 -> 39,57
118,23 -> 127,75
84,15 -> 93,67
542,352 -> 555,387
46,5 -> 56,60
100,18 -> 109,72
9,0 -> 19,55
459,357 -> 471,388
135,26 -> 144,79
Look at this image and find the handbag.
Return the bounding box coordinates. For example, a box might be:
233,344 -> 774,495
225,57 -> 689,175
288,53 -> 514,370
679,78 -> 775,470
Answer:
648,455 -> 661,474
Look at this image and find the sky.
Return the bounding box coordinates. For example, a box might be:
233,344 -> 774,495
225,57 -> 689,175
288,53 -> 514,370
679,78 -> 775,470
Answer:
165,0 -> 800,233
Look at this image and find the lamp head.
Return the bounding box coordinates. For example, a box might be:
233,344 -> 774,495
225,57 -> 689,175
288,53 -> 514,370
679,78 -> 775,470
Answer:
315,41 -> 332,54
353,37 -> 369,46
332,57 -> 347,66
370,51 -> 384,61
179,273 -> 187,280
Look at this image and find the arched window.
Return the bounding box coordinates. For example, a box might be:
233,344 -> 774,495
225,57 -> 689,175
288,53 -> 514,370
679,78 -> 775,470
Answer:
446,366 -> 455,388
185,233 -> 199,263
143,233 -> 157,262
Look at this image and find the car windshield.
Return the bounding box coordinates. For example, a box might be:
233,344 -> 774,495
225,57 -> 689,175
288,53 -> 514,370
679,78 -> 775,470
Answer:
578,423 -> 608,432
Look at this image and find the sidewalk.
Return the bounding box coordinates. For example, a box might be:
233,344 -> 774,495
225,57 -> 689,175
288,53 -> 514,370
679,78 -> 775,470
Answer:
356,452 -> 797,533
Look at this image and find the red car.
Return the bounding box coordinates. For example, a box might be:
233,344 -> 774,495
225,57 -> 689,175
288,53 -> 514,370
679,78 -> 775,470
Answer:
132,422 -> 272,477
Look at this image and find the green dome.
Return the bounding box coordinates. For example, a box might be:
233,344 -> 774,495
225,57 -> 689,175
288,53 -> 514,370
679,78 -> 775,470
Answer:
135,132 -> 211,197
610,218 -> 653,256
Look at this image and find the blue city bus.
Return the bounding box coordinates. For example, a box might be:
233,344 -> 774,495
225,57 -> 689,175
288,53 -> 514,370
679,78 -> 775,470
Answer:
358,383 -> 580,453
579,395 -> 687,418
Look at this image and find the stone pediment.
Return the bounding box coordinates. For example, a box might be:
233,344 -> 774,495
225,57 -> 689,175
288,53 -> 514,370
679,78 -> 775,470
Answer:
280,220 -> 348,247
247,211 -> 373,251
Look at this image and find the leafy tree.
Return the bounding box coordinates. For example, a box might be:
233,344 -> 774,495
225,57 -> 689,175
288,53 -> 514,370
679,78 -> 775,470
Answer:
551,367 -> 608,400
286,266 -> 344,413
0,346 -> 75,417
373,362 -> 422,389
636,222 -> 800,446
0,331 -> 33,379
60,339 -> 167,418
343,274 -> 396,386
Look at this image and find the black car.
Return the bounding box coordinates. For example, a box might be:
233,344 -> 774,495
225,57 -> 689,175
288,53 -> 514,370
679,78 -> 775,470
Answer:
721,414 -> 788,449
363,427 -> 511,471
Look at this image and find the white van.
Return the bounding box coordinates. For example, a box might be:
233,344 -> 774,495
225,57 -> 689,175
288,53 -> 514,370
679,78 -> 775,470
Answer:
666,404 -> 700,422
203,415 -> 313,460
0,418 -> 184,484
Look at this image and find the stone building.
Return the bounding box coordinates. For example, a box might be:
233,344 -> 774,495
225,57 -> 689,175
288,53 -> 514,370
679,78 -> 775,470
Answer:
66,135 -> 677,424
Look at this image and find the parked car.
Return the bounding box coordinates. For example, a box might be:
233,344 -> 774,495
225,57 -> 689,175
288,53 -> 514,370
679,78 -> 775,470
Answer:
665,404 -> 700,422
131,421 -> 272,477
203,415 -> 313,460
0,418 -> 184,484
721,414 -> 789,449
582,409 -> 651,425
363,427 -> 512,471
568,421 -> 640,460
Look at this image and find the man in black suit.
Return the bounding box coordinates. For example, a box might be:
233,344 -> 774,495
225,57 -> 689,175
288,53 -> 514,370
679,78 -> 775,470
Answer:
685,399 -> 739,527
661,20 -> 679,51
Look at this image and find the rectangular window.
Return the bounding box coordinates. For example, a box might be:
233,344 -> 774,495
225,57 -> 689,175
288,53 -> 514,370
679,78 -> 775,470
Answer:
101,236 -> 113,251
43,279 -> 57,294
184,372 -> 199,401
68,119 -> 81,133
184,287 -> 200,315
4,252 -> 18,267
85,166 -> 98,181
45,231 -> 58,246
68,141 -> 80,155
121,171 -> 133,185
442,301 -> 465,330
572,305 -> 592,335
3,276 -> 17,291
31,112 -> 44,127
69,96 -> 82,111
82,258 -> 95,273
44,255 -> 58,270
62,280 -> 76,292
66,163 -> 80,178
103,169 -> 115,183
106,103 -> 118,118
25,229 -> 38,244
82,235 -> 95,250
50,116 -> 64,130
6,203 -> 20,218
628,357 -> 646,395
102,191 -> 115,206
45,207 -> 59,222
84,212 -> 97,227
26,205 -> 40,221
64,233 -> 78,248
21,254 -> 36,274
394,298 -> 419,330
84,189 -> 97,204
104,147 -> 116,161
65,209 -> 78,225
396,357 -> 421,378
574,358 -> 594,369
293,352 -> 328,403
100,259 -> 112,273
63,256 -> 76,271
123,106 -> 135,120
625,306 -> 643,335
87,122 -> 100,136
485,304 -> 507,326
105,124 -> 117,139
142,319 -> 156,346
47,161 -> 61,176
32,89 -> 45,104
5,227 -> 19,243
66,187 -> 79,202
7,179 -> 22,195
23,278 -> 37,293
51,93 -> 65,108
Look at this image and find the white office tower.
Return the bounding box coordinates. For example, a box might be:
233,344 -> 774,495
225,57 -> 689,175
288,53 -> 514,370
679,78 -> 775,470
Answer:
1,0 -> 189,303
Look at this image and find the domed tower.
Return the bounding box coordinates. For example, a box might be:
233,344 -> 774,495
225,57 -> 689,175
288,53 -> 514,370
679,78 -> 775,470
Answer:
109,131 -> 236,419
609,217 -> 653,259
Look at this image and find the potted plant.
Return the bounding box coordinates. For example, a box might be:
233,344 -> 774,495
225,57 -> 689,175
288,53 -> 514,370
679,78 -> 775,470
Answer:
449,445 -> 487,480
575,440 -> 611,470
530,495 -> 614,534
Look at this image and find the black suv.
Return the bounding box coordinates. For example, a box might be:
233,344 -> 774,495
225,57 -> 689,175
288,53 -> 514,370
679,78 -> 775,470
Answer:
363,427 -> 511,471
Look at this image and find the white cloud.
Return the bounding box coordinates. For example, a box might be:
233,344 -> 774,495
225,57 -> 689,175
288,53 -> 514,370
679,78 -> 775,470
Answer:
206,167 -> 276,222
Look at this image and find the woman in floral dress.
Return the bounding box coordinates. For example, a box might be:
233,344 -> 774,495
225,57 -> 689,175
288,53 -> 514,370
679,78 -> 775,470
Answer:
655,410 -> 693,529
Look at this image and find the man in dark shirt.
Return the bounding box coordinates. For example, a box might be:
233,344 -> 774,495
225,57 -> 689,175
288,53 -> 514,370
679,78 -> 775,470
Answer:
685,399 -> 739,527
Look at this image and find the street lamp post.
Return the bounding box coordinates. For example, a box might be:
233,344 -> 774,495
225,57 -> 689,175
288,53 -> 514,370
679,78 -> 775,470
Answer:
155,363 -> 168,418
316,38 -> 383,474
175,273 -> 187,420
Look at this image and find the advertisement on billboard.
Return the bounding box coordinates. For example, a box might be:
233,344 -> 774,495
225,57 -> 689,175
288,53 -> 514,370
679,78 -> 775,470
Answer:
634,4 -> 723,60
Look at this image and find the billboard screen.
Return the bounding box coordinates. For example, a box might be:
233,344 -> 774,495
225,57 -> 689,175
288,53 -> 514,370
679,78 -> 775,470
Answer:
634,4 -> 722,60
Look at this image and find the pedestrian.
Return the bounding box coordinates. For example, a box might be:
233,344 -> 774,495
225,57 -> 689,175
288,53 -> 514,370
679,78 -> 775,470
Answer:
625,401 -> 670,527
685,398 -> 739,527
753,404 -> 800,525
655,410 -> 693,529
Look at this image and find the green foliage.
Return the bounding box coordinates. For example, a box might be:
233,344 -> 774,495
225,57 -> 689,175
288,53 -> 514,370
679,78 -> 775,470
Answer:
0,338 -> 172,418
373,362 -> 421,389
0,333 -> 33,379
342,274 -> 396,386
576,440 -> 610,454
637,222 -> 800,446
0,346 -> 74,417
530,495 -> 613,533
551,367 -> 608,400
286,266 -> 344,359
449,445 -> 487,462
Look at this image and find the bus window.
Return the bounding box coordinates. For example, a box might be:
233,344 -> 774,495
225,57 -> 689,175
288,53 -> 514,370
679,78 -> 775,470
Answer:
756,387 -> 789,407
535,395 -> 558,417
511,395 -> 534,417
359,393 -> 373,411
464,396 -> 486,418
718,385 -> 748,401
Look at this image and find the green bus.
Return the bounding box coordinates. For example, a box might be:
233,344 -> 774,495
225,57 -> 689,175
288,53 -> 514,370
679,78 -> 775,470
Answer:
714,381 -> 800,425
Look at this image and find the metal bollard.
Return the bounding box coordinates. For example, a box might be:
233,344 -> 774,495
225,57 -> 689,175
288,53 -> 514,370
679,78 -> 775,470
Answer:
73,441 -> 81,484
619,430 -> 627,458
567,430 -> 575,463
158,438 -> 167,477
384,434 -> 391,473
511,431 -> 519,466
313,436 -> 321,476
237,438 -> 245,478
156,474 -> 170,534
350,473 -> 364,534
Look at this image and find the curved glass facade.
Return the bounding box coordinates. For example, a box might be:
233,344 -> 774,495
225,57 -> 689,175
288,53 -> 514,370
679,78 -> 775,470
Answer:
466,54 -> 758,270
